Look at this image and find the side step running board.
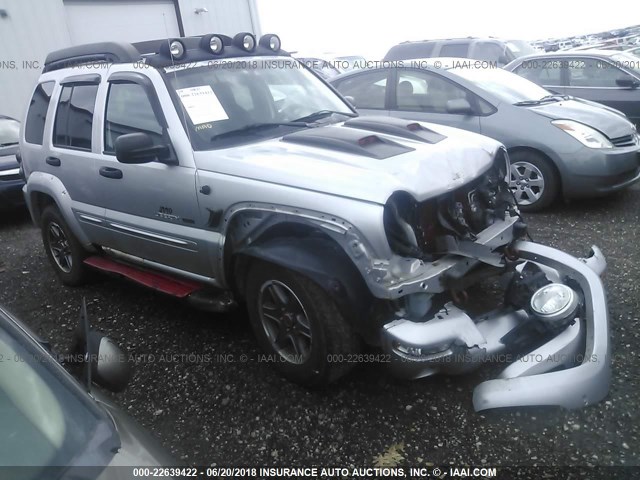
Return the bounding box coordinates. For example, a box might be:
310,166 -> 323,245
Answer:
84,256 -> 202,297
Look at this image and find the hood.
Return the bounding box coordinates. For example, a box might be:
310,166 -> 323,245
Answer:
527,99 -> 635,140
194,118 -> 502,204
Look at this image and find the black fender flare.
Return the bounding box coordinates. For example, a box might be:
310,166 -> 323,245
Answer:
233,236 -> 375,340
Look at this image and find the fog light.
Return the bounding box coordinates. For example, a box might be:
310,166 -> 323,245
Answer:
169,40 -> 185,59
530,283 -> 579,324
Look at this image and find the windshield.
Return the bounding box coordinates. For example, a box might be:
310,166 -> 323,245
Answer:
0,118 -> 20,146
165,58 -> 354,150
0,311 -> 117,476
454,67 -> 551,104
506,40 -> 537,57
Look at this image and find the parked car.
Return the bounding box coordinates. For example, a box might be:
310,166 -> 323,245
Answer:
333,55 -> 367,71
330,60 -> 640,210
294,56 -> 342,79
0,303 -> 176,476
20,33 -> 611,411
505,50 -> 640,127
625,45 -> 640,57
0,115 -> 25,210
384,38 -> 537,66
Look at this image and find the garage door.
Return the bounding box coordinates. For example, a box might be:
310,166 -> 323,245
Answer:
64,0 -> 181,45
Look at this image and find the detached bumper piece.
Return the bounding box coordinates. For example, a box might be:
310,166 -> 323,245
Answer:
381,241 -> 610,411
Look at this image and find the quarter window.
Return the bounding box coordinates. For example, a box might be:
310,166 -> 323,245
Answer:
24,82 -> 54,145
439,43 -> 468,58
104,83 -> 164,153
514,60 -> 562,86
53,84 -> 98,150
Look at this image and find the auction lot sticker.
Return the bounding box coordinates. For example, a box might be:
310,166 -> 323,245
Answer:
177,85 -> 228,125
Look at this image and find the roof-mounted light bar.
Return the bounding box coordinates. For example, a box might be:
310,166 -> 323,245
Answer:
159,39 -> 186,60
199,34 -> 232,55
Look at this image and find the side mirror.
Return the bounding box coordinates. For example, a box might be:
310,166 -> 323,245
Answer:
86,331 -> 132,393
616,77 -> 640,89
114,132 -> 171,164
344,95 -> 357,108
446,98 -> 474,115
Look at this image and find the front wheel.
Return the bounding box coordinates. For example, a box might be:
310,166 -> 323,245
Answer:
41,205 -> 91,286
509,151 -> 559,212
245,261 -> 361,386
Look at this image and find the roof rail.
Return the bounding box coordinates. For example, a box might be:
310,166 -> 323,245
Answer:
43,42 -> 142,72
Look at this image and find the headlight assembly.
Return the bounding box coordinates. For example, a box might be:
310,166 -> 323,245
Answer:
552,120 -> 613,149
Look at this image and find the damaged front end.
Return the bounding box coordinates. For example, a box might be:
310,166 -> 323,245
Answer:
379,149 -> 610,411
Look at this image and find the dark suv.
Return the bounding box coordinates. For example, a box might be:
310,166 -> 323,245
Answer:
384,38 -> 536,66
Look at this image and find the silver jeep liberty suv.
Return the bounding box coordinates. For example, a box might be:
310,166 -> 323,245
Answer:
19,33 -> 611,411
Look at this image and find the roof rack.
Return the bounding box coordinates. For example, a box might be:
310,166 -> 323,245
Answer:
43,33 -> 289,73
43,42 -> 142,72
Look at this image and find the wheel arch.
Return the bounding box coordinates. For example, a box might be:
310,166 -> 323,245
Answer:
507,146 -> 564,198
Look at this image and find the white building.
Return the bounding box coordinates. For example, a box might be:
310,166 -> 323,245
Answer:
0,0 -> 261,120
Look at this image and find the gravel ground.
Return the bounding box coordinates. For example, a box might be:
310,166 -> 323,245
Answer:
0,185 -> 638,470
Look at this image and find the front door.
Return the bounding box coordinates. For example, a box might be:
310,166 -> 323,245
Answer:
93,79 -> 210,277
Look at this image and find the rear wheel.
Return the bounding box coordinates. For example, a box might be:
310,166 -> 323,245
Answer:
245,261 -> 360,386
509,151 -> 559,212
41,205 -> 90,286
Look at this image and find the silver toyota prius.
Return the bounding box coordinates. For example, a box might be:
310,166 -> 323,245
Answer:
330,59 -> 640,211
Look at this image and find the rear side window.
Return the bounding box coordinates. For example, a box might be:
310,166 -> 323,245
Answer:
24,82 -> 54,145
104,83 -> 164,153
53,84 -> 98,151
438,43 -> 468,58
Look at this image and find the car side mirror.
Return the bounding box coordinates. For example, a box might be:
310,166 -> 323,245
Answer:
344,95 -> 357,108
446,98 -> 474,115
86,331 -> 132,393
115,132 -> 172,164
616,77 -> 640,89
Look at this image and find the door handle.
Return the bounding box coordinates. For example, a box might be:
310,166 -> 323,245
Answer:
46,157 -> 61,167
99,166 -> 123,179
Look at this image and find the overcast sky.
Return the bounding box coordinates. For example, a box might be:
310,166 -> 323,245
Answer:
257,0 -> 638,59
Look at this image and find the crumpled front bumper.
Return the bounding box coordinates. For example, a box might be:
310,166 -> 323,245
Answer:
381,241 -> 611,411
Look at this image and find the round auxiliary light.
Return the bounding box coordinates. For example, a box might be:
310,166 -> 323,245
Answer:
234,32 -> 256,52
169,40 -> 185,59
259,34 -> 281,51
530,283 -> 579,324
208,35 -> 224,54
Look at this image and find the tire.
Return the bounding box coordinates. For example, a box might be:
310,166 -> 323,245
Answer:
245,261 -> 361,386
509,151 -> 559,212
41,205 -> 91,286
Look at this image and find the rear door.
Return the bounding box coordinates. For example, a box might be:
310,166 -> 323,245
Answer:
388,69 -> 482,132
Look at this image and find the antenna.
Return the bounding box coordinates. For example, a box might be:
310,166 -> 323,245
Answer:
80,297 -> 92,391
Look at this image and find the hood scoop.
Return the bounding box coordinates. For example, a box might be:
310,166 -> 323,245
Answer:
343,116 -> 446,144
281,125 -> 414,159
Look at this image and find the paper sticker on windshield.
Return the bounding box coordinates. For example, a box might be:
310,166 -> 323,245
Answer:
176,86 -> 228,125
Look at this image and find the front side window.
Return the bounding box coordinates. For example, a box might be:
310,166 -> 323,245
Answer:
568,58 -> 634,87
514,59 -> 563,86
104,83 -> 164,153
24,82 -> 54,145
473,42 -> 508,63
333,70 -> 388,110
0,312 -> 118,473
53,84 -> 98,150
396,70 -> 469,113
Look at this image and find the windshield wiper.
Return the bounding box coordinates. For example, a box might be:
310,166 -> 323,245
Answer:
211,121 -> 309,141
513,94 -> 571,106
293,110 -> 357,123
